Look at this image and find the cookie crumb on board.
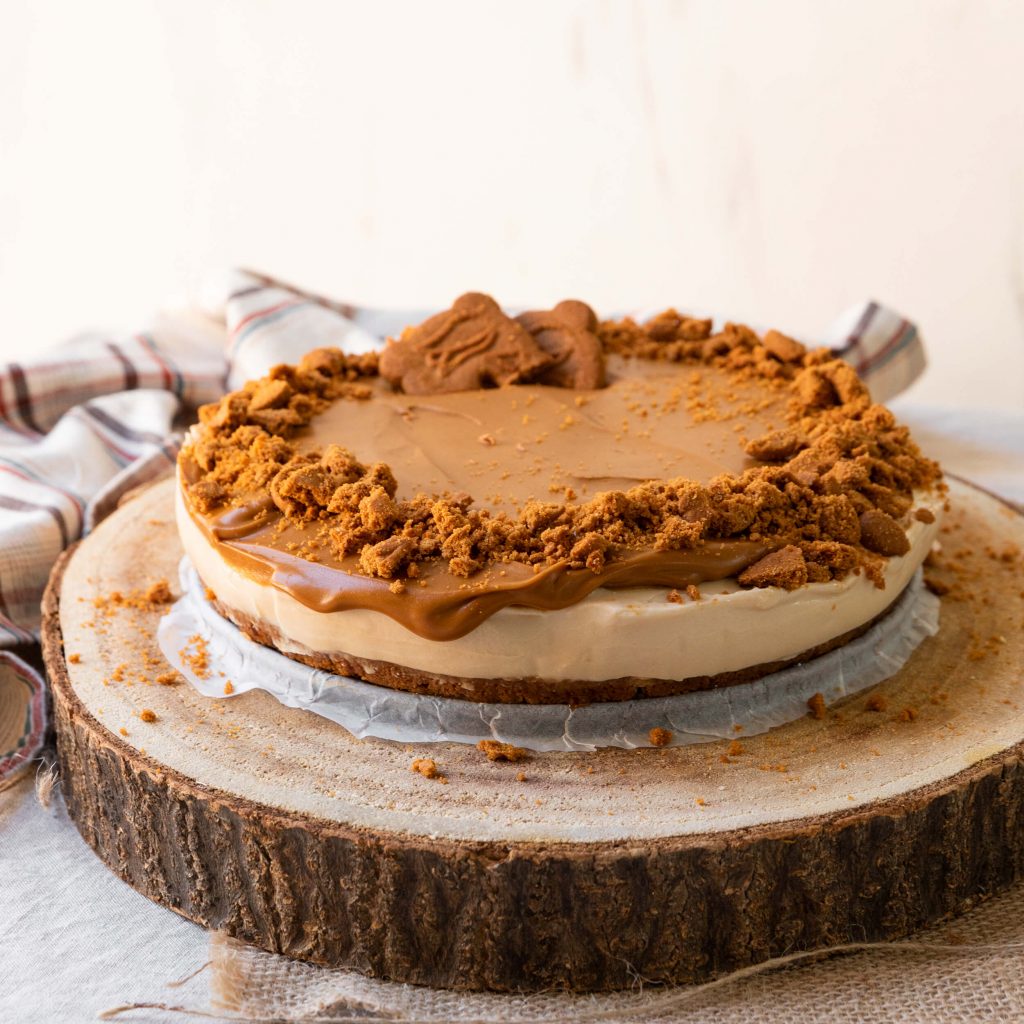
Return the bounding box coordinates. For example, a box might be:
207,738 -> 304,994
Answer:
144,580 -> 174,605
93,580 -> 175,615
411,757 -> 448,783
719,738 -> 746,764
477,740 -> 529,762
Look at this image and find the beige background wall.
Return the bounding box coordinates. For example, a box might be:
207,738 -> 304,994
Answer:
1,0 -> 1022,410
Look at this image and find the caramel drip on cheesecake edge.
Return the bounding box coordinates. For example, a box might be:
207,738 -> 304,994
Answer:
187,491 -> 772,641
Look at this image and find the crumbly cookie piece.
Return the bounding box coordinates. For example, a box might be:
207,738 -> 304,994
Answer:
859,509 -> 911,556
745,428 -> 807,463
738,546 -> 809,590
515,299 -> 605,389
379,292 -> 553,394
477,740 -> 530,762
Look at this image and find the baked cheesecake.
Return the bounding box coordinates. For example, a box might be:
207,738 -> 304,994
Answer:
176,293 -> 943,704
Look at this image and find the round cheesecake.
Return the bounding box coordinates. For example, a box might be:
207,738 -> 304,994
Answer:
177,294 -> 944,704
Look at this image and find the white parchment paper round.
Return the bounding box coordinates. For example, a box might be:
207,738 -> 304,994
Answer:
157,558 -> 940,752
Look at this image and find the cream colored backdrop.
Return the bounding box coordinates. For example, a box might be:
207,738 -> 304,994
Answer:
1,0 -> 1022,410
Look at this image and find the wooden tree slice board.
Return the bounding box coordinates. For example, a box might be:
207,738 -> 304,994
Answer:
43,476 -> 1024,993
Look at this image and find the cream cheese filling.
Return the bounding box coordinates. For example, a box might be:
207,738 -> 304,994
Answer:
176,485 -> 942,684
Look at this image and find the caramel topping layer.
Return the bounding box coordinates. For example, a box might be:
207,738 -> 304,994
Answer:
299,357 -> 785,517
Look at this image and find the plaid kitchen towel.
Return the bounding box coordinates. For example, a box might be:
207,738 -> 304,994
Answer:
0,270 -> 927,783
